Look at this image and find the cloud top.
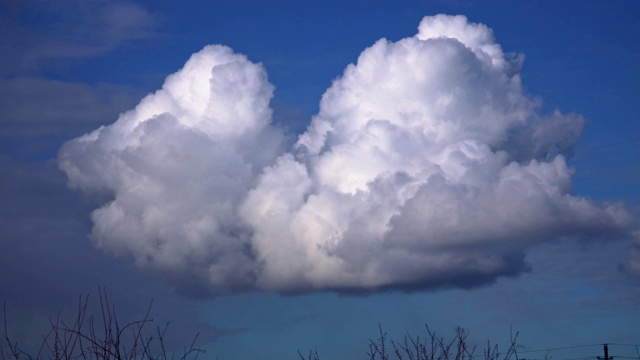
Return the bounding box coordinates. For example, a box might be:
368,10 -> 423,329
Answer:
59,15 -> 632,295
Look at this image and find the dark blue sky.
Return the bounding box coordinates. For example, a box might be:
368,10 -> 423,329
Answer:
1,1 -> 639,359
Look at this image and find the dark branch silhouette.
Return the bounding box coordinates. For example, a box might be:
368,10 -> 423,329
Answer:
1,288 -> 204,360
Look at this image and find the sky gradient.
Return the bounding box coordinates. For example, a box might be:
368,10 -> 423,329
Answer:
1,1 -> 639,360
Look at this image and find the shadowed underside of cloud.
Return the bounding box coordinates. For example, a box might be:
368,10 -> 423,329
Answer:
58,15 -> 633,296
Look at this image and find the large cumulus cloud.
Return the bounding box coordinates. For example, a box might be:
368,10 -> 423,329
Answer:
59,45 -> 285,293
59,15 -> 633,295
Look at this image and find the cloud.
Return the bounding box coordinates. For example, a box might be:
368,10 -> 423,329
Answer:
0,2 -> 157,159
59,45 -> 285,295
0,156 -> 234,352
0,78 -> 139,137
621,230 -> 640,276
0,1 -> 159,76
59,15 -> 633,295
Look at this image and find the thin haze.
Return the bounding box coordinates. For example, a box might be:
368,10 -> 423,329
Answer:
58,15 -> 635,296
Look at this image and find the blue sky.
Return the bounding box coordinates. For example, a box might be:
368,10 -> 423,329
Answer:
1,1 -> 639,360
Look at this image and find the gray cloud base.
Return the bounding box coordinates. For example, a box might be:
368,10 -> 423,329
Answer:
58,15 -> 633,295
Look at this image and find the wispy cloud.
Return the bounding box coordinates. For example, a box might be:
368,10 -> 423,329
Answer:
0,1 -> 160,76
0,78 -> 139,137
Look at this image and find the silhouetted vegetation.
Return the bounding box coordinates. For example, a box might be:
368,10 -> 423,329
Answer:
1,289 -> 204,360
4,289 -> 528,360
300,323 -> 524,360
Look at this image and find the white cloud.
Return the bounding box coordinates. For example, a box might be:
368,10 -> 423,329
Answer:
59,15 -> 633,295
59,45 -> 285,293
